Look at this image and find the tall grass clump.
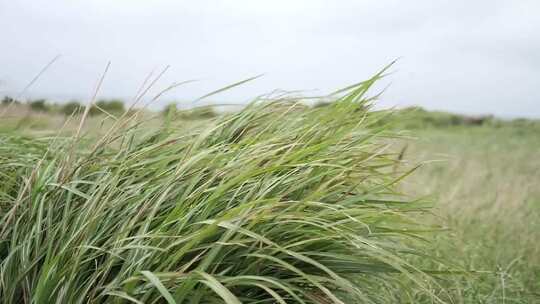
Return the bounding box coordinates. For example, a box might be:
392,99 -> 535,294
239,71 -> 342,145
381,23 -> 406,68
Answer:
0,72 -> 442,303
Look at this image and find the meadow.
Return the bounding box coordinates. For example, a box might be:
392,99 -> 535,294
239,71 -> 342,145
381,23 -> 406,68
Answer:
402,126 -> 540,303
0,81 -> 539,303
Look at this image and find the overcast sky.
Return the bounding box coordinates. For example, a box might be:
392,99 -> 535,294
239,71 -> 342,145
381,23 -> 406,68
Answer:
1,0 -> 539,117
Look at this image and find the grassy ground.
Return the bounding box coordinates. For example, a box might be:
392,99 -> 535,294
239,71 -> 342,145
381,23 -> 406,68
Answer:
0,102 -> 539,303
401,126 -> 540,303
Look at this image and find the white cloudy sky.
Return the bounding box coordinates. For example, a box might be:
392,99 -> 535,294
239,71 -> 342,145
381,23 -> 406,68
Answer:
1,0 -> 539,117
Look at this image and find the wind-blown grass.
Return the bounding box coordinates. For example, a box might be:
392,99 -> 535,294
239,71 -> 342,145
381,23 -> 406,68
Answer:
0,75 -> 441,303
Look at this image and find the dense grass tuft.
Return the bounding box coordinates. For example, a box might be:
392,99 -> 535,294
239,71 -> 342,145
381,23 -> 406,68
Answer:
0,74 -> 441,303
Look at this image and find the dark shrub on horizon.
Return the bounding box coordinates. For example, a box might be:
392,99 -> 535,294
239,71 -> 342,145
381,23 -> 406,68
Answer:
177,106 -> 218,120
29,99 -> 49,112
89,99 -> 126,116
61,101 -> 84,116
1,96 -> 21,106
313,101 -> 332,108
388,106 -> 496,129
162,103 -> 177,117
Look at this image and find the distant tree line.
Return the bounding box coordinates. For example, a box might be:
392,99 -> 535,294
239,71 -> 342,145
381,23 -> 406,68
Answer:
312,102 -> 540,129
1,96 -> 126,116
2,96 -> 221,121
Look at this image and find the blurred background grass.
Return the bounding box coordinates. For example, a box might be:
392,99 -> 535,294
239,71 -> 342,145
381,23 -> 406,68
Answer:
400,126 -> 540,302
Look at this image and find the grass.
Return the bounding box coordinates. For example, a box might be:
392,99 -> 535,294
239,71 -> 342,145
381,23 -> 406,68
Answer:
0,74 -> 448,303
401,126 -> 540,303
1,73 -> 539,303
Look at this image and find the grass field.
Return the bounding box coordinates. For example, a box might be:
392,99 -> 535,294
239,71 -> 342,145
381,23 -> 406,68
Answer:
0,94 -> 539,303
401,126 -> 540,303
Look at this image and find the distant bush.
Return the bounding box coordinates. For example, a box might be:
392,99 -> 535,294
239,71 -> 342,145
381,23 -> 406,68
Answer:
1,96 -> 20,105
177,106 -> 217,120
90,99 -> 125,116
312,101 -> 332,108
509,118 -> 540,129
97,99 -> 124,113
390,107 -> 495,129
29,99 -> 49,112
61,101 -> 84,116
162,103 -> 177,117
